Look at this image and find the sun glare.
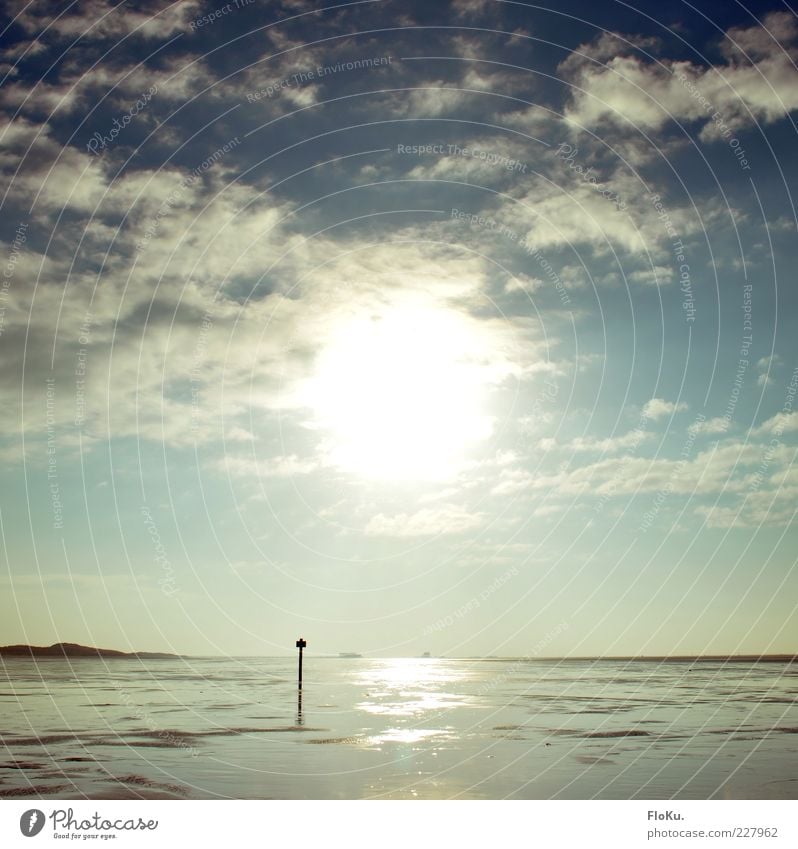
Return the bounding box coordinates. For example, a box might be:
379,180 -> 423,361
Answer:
306,303 -> 495,482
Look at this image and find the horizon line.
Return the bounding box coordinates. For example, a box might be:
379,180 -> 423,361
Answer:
3,642 -> 795,663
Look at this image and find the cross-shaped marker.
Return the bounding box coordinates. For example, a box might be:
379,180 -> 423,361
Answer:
296,637 -> 307,688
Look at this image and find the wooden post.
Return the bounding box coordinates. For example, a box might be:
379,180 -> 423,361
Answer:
296,637 -> 307,689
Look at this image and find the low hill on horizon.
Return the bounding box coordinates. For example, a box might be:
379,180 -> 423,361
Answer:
0,642 -> 181,659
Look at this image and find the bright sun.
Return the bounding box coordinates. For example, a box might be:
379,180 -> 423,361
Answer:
305,303 -> 495,482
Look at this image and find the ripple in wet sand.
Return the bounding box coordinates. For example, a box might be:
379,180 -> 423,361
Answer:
0,760 -> 47,770
111,774 -> 190,797
0,784 -> 71,797
574,755 -> 616,765
308,736 -> 363,745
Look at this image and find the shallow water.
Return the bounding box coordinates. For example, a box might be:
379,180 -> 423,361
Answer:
0,657 -> 796,799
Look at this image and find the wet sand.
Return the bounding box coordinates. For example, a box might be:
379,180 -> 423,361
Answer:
1,656 -> 796,799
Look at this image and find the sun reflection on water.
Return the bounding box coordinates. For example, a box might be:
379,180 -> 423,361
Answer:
354,658 -> 474,719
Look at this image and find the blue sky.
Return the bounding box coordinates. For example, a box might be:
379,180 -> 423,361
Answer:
0,0 -> 796,656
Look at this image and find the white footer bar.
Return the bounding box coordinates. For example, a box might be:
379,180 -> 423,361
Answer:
4,800 -> 795,848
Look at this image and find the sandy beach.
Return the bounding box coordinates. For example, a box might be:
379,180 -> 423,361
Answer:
1,656 -> 795,800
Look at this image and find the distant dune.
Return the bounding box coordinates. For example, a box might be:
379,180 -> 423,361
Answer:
0,642 -> 181,659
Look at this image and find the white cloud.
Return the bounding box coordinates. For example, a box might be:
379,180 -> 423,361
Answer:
698,485 -> 798,528
561,13 -> 798,134
507,435 -> 796,529
530,442 -> 768,496
4,0 -> 203,41
756,355 -> 781,370
214,453 -> 323,479
535,429 -> 651,455
363,506 -> 484,537
1,55 -> 213,119
490,466 -> 534,497
628,265 -> 673,285
504,274 -> 544,295
757,373 -> 773,388
755,354 -> 781,389
688,416 -> 730,434
752,411 -> 798,437
642,398 -> 688,420
721,11 -> 798,62
492,162 -> 722,258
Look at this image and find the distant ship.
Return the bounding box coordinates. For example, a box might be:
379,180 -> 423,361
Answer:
421,652 -> 431,658
338,652 -> 363,658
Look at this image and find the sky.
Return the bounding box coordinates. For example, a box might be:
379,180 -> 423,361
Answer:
0,0 -> 796,657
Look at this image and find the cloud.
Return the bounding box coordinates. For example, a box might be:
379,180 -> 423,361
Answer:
363,506 -> 485,537
721,11 -> 798,63
1,55 -> 213,119
531,440 -> 787,496
561,13 -> 798,134
688,416 -> 730,435
642,398 -> 688,420
505,274 -> 545,295
755,354 -> 781,388
698,483 -> 798,528
452,0 -> 495,18
218,454 -> 323,479
628,265 -> 673,286
757,373 -> 773,388
535,429 -> 652,455
3,0 -> 203,41
490,466 -> 534,497
697,454 -> 798,528
0,158 -> 554,466
752,411 -> 798,437
512,181 -> 646,253
487,154 -> 723,258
